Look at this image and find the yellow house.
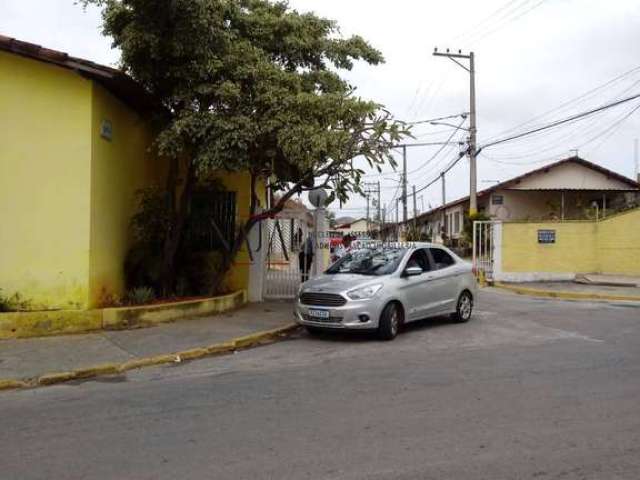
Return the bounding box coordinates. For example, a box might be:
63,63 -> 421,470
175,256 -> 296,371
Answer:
0,36 -> 257,310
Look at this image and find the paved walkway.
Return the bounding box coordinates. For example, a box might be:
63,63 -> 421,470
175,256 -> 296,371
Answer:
0,301 -> 294,380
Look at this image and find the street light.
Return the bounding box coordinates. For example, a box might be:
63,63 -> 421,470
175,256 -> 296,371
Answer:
430,120 -> 471,131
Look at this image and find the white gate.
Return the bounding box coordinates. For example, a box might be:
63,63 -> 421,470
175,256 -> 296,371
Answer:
263,211 -> 310,299
472,221 -> 497,283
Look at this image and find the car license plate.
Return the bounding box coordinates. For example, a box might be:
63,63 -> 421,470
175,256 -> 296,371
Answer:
308,309 -> 330,320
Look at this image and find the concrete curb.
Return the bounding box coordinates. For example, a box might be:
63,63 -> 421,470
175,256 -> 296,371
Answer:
0,323 -> 300,392
493,282 -> 640,302
0,290 -> 247,340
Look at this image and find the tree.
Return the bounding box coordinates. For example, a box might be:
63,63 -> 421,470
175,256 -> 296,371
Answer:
83,0 -> 409,293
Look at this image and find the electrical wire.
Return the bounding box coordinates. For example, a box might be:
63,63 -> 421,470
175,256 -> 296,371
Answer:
462,0 -> 548,47
480,92 -> 640,151
451,0 -> 529,45
483,64 -> 640,144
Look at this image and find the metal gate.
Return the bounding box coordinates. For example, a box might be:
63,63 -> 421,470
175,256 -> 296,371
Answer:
472,221 -> 496,283
263,211 -> 310,299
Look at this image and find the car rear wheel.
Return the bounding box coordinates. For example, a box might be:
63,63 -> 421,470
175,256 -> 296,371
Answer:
452,291 -> 473,323
378,302 -> 401,341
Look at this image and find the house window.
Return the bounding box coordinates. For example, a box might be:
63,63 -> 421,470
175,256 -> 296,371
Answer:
454,212 -> 461,233
188,190 -> 237,252
492,194 -> 504,205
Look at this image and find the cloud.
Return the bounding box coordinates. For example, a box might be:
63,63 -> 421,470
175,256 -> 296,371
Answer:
3,0 -> 639,216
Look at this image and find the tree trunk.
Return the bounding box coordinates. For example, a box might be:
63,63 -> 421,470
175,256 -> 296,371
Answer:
207,173 -> 309,295
161,160 -> 196,296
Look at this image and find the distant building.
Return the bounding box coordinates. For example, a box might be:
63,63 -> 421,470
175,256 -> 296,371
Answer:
411,156 -> 640,244
335,217 -> 379,238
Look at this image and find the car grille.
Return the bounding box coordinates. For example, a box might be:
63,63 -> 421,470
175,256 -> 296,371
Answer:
299,292 -> 347,307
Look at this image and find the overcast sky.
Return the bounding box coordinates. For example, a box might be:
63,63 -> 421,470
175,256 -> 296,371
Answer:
3,0 -> 640,219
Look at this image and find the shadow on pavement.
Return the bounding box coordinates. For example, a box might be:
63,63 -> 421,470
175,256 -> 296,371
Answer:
300,315 -> 458,343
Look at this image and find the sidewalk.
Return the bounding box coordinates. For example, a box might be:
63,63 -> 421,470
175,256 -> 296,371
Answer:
493,280 -> 640,301
0,301 -> 296,385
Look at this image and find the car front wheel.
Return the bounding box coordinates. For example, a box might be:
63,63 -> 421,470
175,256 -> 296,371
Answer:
378,302 -> 401,341
452,291 -> 473,323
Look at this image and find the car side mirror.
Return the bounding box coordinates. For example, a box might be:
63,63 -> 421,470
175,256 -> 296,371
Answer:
404,266 -> 423,277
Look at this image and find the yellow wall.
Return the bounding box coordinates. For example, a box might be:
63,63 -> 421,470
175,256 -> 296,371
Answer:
0,52 -> 92,309
89,83 -> 161,307
502,222 -> 598,273
595,208 -> 640,275
212,172 -> 265,292
502,208 -> 640,275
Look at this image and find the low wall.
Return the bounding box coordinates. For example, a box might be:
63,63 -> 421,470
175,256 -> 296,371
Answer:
596,207 -> 640,275
0,290 -> 246,340
495,208 -> 640,282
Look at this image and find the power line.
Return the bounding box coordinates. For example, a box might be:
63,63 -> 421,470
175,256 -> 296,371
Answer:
483,63 -> 640,144
464,0 -> 548,46
480,91 -> 640,151
452,0 -> 527,44
481,85 -> 640,162
406,118 -> 468,176
454,0 -> 547,48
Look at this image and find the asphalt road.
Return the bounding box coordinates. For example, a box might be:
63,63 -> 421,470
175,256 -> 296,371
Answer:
2,290 -> 640,480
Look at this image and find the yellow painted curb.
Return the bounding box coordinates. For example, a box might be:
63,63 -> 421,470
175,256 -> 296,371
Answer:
38,371 -> 79,386
118,355 -> 176,373
0,290 -> 247,340
0,323 -> 301,392
233,324 -> 299,349
0,379 -> 28,391
102,290 -> 247,330
493,283 -> 640,302
206,341 -> 237,355
74,363 -> 121,379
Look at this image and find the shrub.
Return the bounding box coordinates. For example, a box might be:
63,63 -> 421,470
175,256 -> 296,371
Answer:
125,182 -> 230,298
124,243 -> 164,292
130,187 -> 171,248
177,251 -> 228,296
0,290 -> 31,312
405,226 -> 432,242
97,288 -> 122,308
462,211 -> 491,245
125,287 -> 156,306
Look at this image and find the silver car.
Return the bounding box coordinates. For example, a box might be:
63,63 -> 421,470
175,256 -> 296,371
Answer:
295,243 -> 477,340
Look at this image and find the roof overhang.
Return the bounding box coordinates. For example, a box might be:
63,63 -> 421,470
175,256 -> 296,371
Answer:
0,34 -> 158,114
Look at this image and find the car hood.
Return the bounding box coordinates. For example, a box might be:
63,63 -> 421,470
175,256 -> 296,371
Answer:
302,274 -> 382,294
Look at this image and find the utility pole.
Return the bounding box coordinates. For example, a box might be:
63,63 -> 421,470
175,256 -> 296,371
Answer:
402,145 -> 408,224
635,139 -> 639,183
413,185 -> 418,228
382,207 -> 386,241
366,194 -> 370,233
441,172 -> 447,240
377,181 -> 382,229
364,181 -> 381,237
396,199 -> 400,242
433,48 -> 477,215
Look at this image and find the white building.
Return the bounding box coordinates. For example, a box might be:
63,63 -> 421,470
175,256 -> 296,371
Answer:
411,156 -> 640,245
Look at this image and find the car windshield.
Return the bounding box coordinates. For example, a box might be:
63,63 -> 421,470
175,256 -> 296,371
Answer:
326,247 -> 406,276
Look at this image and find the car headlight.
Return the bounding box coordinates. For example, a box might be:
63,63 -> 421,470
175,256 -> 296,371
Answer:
346,284 -> 383,300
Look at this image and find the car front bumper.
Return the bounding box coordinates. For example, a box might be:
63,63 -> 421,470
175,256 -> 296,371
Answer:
294,298 -> 385,330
